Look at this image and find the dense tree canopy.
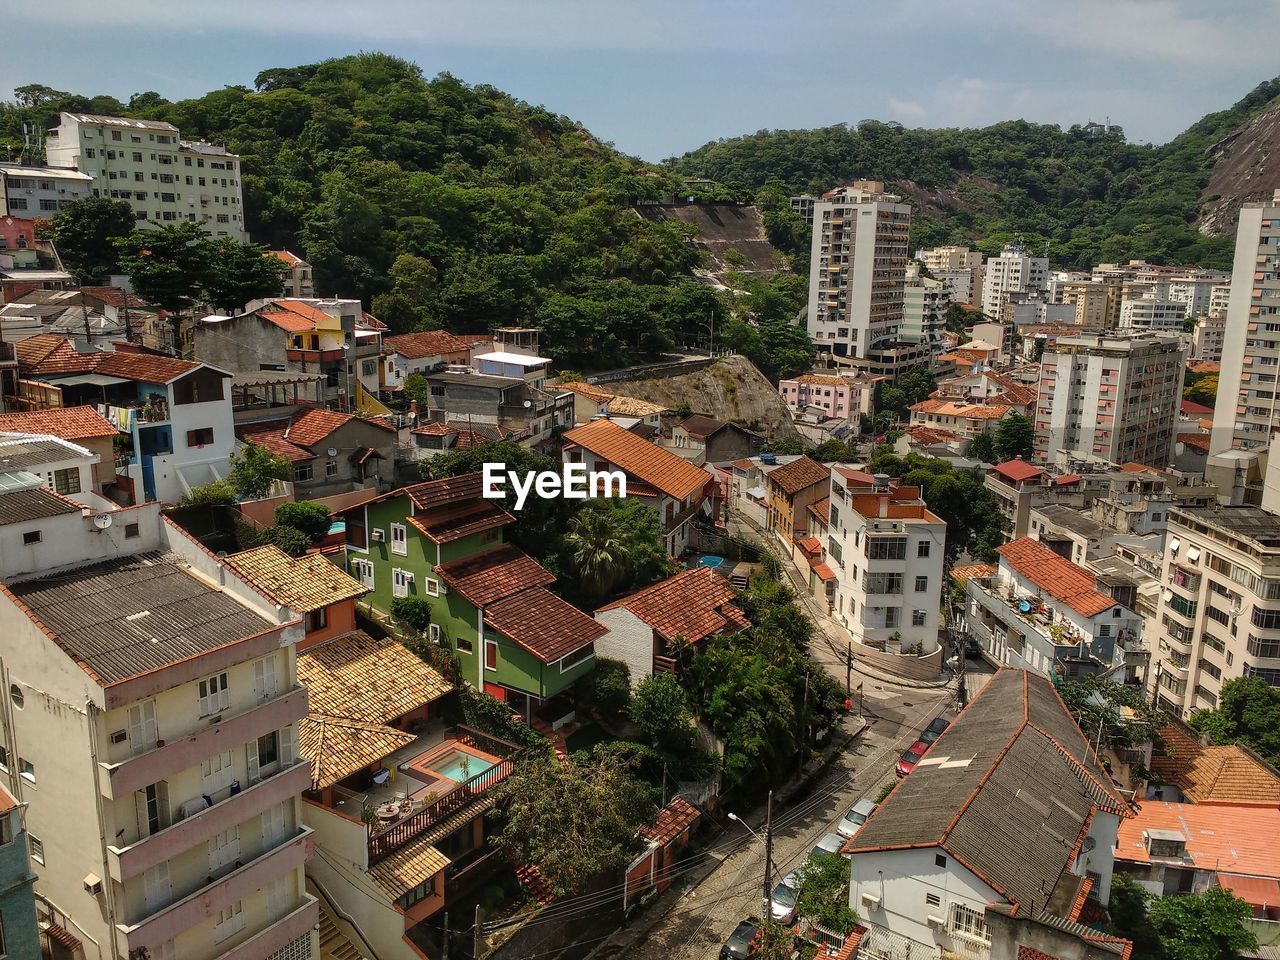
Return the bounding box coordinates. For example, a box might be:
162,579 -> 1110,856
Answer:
1189,675 -> 1280,766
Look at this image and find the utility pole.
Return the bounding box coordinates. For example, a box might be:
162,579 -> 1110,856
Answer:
845,641 -> 853,696
473,904 -> 482,960
442,912 -> 449,960
762,790 -> 773,919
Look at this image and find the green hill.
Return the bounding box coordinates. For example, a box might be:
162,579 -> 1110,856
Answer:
670,79 -> 1280,270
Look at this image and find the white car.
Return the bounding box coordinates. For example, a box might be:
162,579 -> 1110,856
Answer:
836,799 -> 878,840
769,878 -> 798,923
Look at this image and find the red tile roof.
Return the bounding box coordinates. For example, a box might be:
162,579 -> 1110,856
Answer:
562,419 -> 711,500
1217,873 -> 1280,908
235,424 -> 314,462
268,250 -> 307,267
596,567 -> 749,644
1188,361 -> 1220,375
0,783 -> 17,815
951,563 -> 997,584
1055,474 -> 1083,486
638,797 -> 700,845
678,414 -> 729,439
0,405 -> 117,440
258,305 -> 315,333
1180,399 -> 1213,416
16,335 -> 97,375
906,425 -> 962,445
95,351 -> 202,384
1116,801 -> 1280,878
384,330 -> 472,360
996,537 -> 1116,617
1178,432 -> 1211,452
275,299 -> 335,326
435,544 -> 555,608
993,459 -> 1046,483
1149,725 -> 1280,806
808,497 -> 831,525
78,286 -> 151,309
767,455 -> 829,496
484,586 -> 607,663
287,406 -> 392,447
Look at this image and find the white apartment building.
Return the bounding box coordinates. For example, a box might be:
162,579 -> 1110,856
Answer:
981,239 -> 1048,320
918,245 -> 983,306
1149,504 -> 1280,716
1119,293 -> 1189,332
824,468 -> 945,654
900,264 -> 948,347
46,113 -> 247,241
1035,333 -> 1185,468
0,163 -> 93,219
1167,275 -> 1230,318
0,497 -> 317,960
1213,191 -> 1280,452
1192,314 -> 1226,363
1209,283 -> 1231,317
806,181 -> 912,365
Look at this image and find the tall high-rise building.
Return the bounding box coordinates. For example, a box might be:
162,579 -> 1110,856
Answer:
46,112 -> 248,241
981,239 -> 1049,319
919,245 -> 984,306
806,181 -> 912,365
1035,332 -> 1185,468
1213,191 -> 1280,452
900,264 -> 948,347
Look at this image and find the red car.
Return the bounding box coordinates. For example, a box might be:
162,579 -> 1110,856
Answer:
896,739 -> 931,777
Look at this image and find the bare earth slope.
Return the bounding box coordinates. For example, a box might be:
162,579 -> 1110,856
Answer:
635,204 -> 784,277
1198,95 -> 1280,237
605,354 -> 800,442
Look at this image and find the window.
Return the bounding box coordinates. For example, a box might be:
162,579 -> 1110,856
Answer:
28,836 -> 43,864
1248,635 -> 1280,658
1253,608 -> 1280,630
9,685 -> 23,710
484,640 -> 499,671
293,463 -> 313,483
257,731 -> 280,767
306,608 -> 328,632
350,558 -> 374,589
559,645 -> 595,673
125,522 -> 140,539
185,427 -> 214,447
0,746 -> 7,772
198,672 -> 229,716
867,537 -> 907,560
22,530 -> 40,545
425,578 -> 440,598
926,892 -> 941,907
914,576 -> 928,592
429,624 -> 441,642
918,540 -> 931,558
392,568 -> 413,598
214,902 -> 245,944
201,751 -> 234,794
0,813 -> 11,847
324,459 -> 338,479
949,903 -> 989,943
935,854 -> 947,868
52,467 -> 81,495
884,607 -> 900,628
18,759 -> 34,783
390,522 -> 408,555
400,877 -> 436,909
912,610 -> 927,627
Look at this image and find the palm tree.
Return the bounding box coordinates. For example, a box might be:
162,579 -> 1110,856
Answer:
566,509 -> 628,602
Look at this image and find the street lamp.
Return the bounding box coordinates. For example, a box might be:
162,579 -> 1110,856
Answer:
727,812 -> 761,842
728,792 -> 774,922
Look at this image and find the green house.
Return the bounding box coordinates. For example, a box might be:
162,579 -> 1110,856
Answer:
340,472 -> 604,721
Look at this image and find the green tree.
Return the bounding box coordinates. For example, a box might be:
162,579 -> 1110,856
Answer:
226,441 -> 291,500
631,673 -> 697,755
42,196 -> 136,282
178,479 -> 237,507
267,523 -> 312,557
492,753 -> 658,898
1107,874 -> 1163,960
578,659 -> 631,724
202,240 -> 289,313
390,596 -> 433,633
1189,676 -> 1280,765
1183,376 -> 1218,408
1147,886 -> 1256,960
274,500 -> 332,542
993,412 -> 1035,462
565,507 -> 627,604
115,222 -> 212,353
1059,675 -> 1163,754
967,432 -> 997,464
794,851 -> 859,934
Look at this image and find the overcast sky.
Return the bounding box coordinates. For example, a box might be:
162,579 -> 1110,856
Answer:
4,0 -> 1276,161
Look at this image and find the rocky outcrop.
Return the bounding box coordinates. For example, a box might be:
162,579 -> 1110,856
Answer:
1198,95 -> 1280,237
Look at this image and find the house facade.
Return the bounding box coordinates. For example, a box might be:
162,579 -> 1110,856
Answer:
764,455 -> 830,548
237,406 -> 396,497
0,782 -> 39,960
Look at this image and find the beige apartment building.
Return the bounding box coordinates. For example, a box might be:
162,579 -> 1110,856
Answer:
46,112 -> 247,241
0,494 -> 316,960
1058,280 -> 1115,330
1035,333 -> 1185,468
918,245 -> 983,306
1150,504 -> 1280,716
806,181 -> 912,368
1213,191 -> 1280,452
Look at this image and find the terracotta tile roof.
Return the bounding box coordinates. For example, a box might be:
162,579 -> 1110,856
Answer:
275,299 -> 336,327
808,497 -> 831,525
0,783 -> 16,815
0,405 -> 117,440
297,630 -> 451,725
989,385 -> 1037,407
1180,399 -> 1214,416
558,381 -> 615,403
1116,800 -> 1280,877
952,563 -> 997,584
288,406 -> 393,447
95,350 -> 203,384
597,567 -> 749,645
235,422 -> 314,462
384,330 -> 471,359
832,466 -> 876,485
224,545 -> 367,612
1178,432 -> 1211,452
78,286 -> 151,309
258,305 -> 315,333
767,456 -> 829,497
638,797 -> 700,845
1149,725 -> 1280,805
996,537 -> 1116,617
905,425 -> 962,445
435,544 -> 555,607
1216,873 -> 1280,908
297,714 -> 417,790
14,334 -> 87,374
796,536 -> 822,555
993,459 -> 1046,483
484,586 -> 606,663
408,499 -> 514,544
368,832 -> 450,900
792,373 -> 853,387
910,398 -> 1011,419
679,414 -> 728,439
411,422 -> 458,437
268,250 -> 306,267
812,562 -> 837,581
1055,474 -> 1083,486
1188,361 -> 1220,374
825,926 -> 867,960
562,419 -> 710,500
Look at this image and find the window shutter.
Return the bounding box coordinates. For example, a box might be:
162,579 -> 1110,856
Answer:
246,739 -> 260,785
281,725 -> 295,767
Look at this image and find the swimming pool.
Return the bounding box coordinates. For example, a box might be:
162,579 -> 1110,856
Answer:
424,747 -> 497,783
698,555 -> 726,569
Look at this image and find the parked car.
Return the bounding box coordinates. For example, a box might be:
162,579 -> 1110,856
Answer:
919,717 -> 950,744
896,739 -> 931,777
836,798 -> 878,839
721,919 -> 759,960
809,832 -> 847,861
769,877 -> 799,923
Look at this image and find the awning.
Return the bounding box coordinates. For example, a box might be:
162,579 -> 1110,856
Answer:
813,563 -> 837,581
1217,873 -> 1280,908
53,373 -> 130,387
745,485 -> 766,501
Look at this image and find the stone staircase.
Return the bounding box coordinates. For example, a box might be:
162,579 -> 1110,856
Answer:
318,901 -> 366,960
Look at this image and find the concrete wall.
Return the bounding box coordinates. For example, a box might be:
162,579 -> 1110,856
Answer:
593,609 -> 655,687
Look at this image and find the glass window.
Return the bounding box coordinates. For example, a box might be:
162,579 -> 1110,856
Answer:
257,731 -> 279,767
52,467 -> 80,495
197,672 -> 229,716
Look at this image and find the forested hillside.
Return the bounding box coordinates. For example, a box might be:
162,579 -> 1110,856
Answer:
672,79 -> 1280,270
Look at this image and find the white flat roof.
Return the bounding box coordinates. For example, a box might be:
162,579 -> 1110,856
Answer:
0,164 -> 94,182
474,351 -> 551,366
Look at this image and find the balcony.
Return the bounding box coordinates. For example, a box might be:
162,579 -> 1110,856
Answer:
114,826 -> 313,959
286,347 -> 344,363
106,758 -> 311,882
99,686 -> 308,799
211,895 -> 318,960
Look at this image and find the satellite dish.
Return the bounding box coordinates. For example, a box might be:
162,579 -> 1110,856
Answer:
93,514 -> 113,530
326,447 -> 338,457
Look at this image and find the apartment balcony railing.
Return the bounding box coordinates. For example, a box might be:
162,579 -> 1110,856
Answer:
114,826 -> 313,959
210,895 -> 318,960
286,347 -> 344,363
106,758 -> 311,883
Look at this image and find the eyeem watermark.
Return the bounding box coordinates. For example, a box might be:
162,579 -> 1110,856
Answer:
482,462 -> 626,510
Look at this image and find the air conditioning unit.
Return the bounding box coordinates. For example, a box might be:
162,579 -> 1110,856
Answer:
83,874 -> 103,896
110,730 -> 127,744
371,529 -> 386,542
927,915 -> 946,929
860,891 -> 881,909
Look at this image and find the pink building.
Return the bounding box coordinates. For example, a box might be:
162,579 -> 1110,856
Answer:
778,373 -> 868,421
0,216 -> 35,252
